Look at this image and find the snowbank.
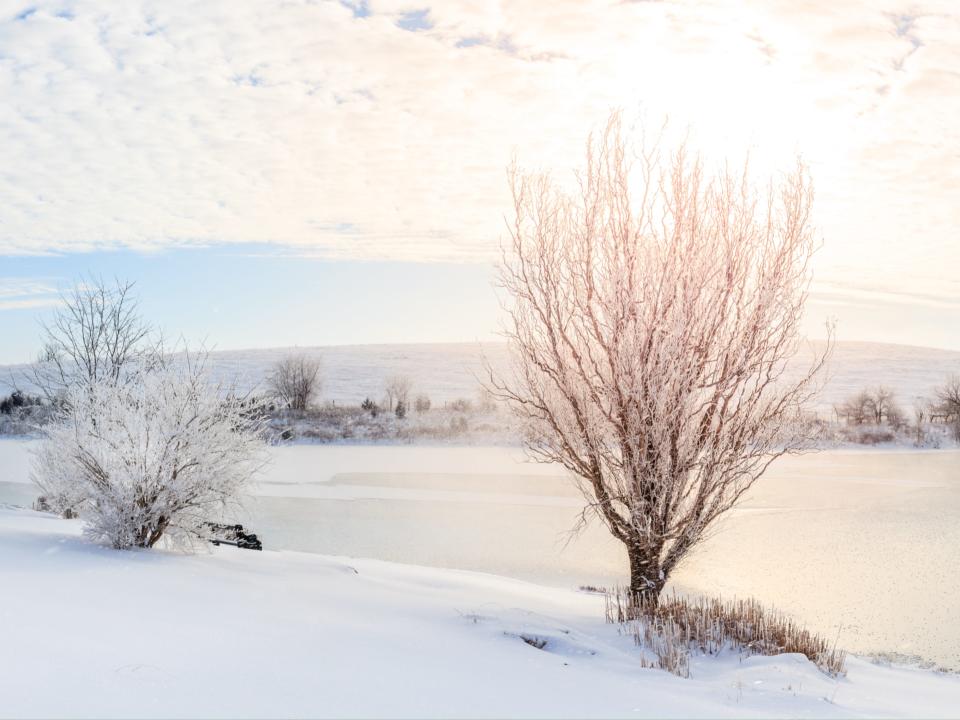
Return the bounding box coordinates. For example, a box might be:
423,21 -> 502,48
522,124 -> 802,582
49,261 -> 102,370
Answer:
1,506 -> 958,718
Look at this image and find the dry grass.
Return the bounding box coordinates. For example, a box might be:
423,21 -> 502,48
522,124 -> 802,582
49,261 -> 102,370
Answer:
262,405 -> 515,444
605,588 -> 846,679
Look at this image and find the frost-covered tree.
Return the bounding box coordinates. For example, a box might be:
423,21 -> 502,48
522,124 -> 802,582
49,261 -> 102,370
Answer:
384,374 -> 413,412
913,404 -> 927,445
838,390 -> 874,425
488,112 -> 829,602
871,386 -> 899,425
935,375 -> 960,441
32,355 -> 267,549
838,387 -> 902,426
269,354 -> 321,411
31,277 -> 157,400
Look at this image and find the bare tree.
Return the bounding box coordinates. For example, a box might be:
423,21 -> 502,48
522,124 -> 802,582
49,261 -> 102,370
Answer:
935,375 -> 960,441
839,387 -> 902,427
414,394 -> 432,414
384,374 -> 413,412
487,112 -> 829,602
872,386 -> 897,425
834,387 -> 905,446
913,403 -> 927,445
269,354 -> 322,411
935,376 -> 960,417
842,390 -> 873,425
32,278 -> 156,399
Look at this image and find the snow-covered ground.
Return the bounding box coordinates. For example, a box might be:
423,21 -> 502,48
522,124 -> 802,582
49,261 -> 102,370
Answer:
196,340 -> 960,412
2,505 -> 959,719
3,340 -> 959,450
3,440 -> 960,671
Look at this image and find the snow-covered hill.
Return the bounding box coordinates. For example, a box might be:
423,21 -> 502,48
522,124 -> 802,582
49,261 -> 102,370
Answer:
3,340 -> 959,414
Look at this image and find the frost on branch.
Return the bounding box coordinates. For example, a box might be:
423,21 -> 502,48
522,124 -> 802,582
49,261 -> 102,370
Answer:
488,112 -> 831,601
31,355 -> 267,550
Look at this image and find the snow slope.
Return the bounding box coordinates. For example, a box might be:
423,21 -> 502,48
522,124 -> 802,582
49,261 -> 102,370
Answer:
3,340 -> 959,412
1,505 -> 958,719
157,340 -> 960,412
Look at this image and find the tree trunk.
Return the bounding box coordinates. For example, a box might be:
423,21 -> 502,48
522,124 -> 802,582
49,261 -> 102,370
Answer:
145,518 -> 168,548
627,545 -> 665,603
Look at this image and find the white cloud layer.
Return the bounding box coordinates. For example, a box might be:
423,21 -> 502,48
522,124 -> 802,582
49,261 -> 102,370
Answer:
0,0 -> 957,307
0,277 -> 60,310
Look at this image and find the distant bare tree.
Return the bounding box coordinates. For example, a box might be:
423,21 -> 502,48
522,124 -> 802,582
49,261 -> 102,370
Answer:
269,354 -> 321,411
414,394 -> 431,414
839,387 -> 902,427
32,278 -> 156,400
838,390 -> 874,426
872,386 -> 897,425
913,404 -> 927,445
935,375 -> 960,440
487,112 -> 830,602
448,397 -> 472,413
384,374 -> 413,412
886,402 -> 906,431
935,376 -> 960,417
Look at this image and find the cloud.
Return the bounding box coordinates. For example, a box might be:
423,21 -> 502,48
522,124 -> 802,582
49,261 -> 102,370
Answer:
812,280 -> 960,310
0,0 -> 955,311
0,278 -> 61,311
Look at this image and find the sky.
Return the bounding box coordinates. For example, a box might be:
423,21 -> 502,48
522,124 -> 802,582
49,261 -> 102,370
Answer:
0,248 -> 499,363
0,0 -> 958,363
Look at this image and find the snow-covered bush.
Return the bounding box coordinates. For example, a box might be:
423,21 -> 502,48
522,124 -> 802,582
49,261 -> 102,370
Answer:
31,357 -> 267,550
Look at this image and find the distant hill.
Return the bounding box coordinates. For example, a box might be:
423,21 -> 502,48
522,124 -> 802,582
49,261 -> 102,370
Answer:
3,340 -> 959,415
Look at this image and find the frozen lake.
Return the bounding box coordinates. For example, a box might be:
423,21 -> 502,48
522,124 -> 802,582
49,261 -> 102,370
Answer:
1,439 -> 958,669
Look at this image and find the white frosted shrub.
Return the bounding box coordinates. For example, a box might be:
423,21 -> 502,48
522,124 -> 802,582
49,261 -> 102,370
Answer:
32,358 -> 266,550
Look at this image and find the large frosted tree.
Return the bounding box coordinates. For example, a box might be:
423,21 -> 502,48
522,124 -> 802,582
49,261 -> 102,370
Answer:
490,113 -> 829,601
